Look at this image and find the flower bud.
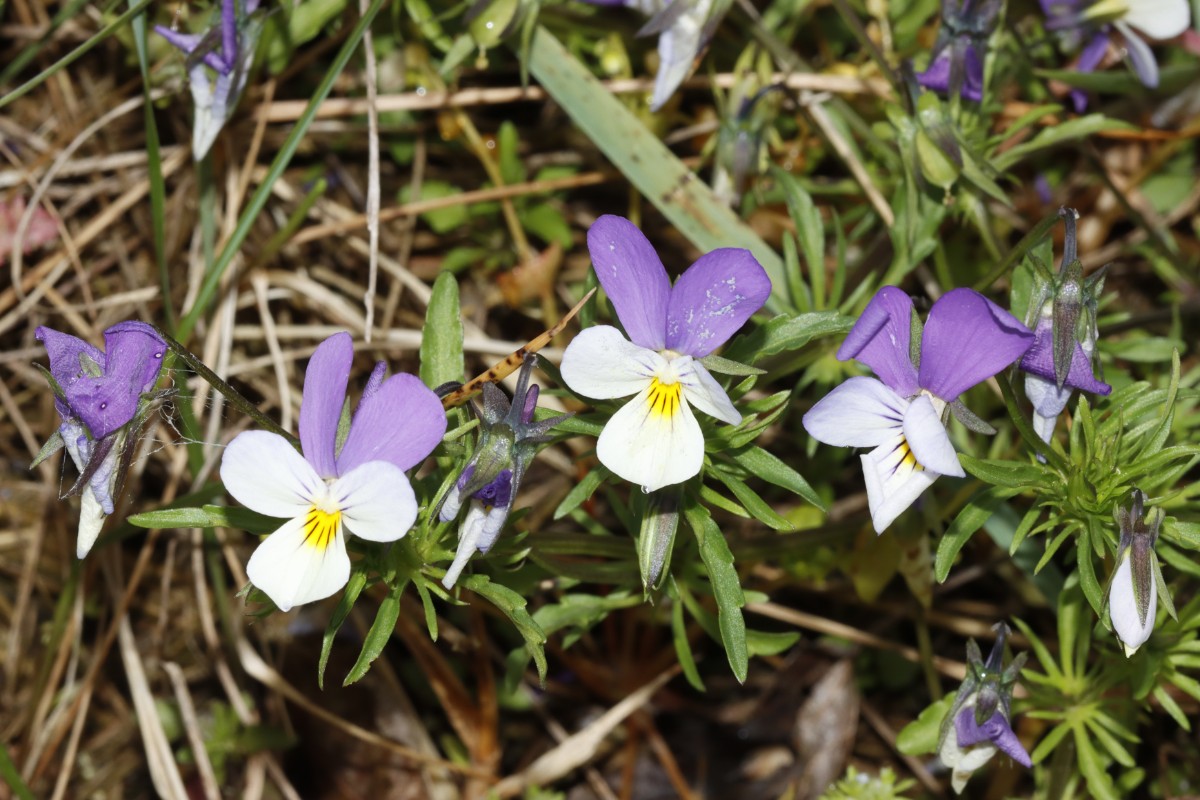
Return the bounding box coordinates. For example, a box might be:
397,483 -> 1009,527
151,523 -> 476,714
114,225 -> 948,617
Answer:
1108,489 -> 1168,657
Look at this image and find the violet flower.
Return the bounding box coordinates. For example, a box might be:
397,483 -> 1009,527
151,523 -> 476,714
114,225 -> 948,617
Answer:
1018,209 -> 1110,445
35,322 -> 168,558
156,0 -> 264,160
1107,489 -> 1173,656
220,333 -> 446,611
560,215 -> 770,491
937,623 -> 1030,794
803,287 -> 1034,533
917,0 -> 1003,102
439,355 -> 570,589
1041,0 -> 1190,110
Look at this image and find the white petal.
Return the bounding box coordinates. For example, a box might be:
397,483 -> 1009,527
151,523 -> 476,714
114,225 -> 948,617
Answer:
676,359 -> 740,425
333,460 -> 417,543
221,431 -> 322,518
560,326 -> 661,400
1023,373 -> 1071,419
1109,554 -> 1156,656
803,376 -> 907,448
442,502 -> 488,589
861,435 -> 941,534
246,514 -> 350,612
903,395 -> 964,478
1123,0 -> 1190,39
1032,410 -> 1058,444
597,382 -> 704,491
649,0 -> 714,110
477,504 -> 509,553
77,488 -> 107,559
439,480 -> 464,522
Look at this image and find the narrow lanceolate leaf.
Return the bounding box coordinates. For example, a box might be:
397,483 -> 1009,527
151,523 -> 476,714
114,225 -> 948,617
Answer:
420,271 -> 465,389
684,502 -> 748,683
127,504 -> 278,532
319,569 -> 367,689
343,578 -> 405,686
462,574 -> 548,682
728,445 -> 824,511
935,487 -> 1020,582
721,311 -> 855,364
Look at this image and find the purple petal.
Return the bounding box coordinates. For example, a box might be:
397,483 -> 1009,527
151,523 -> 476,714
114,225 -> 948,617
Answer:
362,361 -> 388,401
917,50 -> 953,95
587,215 -> 671,350
1119,22 -> 1160,87
837,287 -> 920,396
299,333 -> 353,479
955,707 -> 992,747
958,710 -> 1032,767
962,43 -> 984,102
919,288 -> 1034,402
337,373 -> 446,474
155,25 -> 204,55
1018,317 -> 1110,395
35,326 -> 104,419
665,248 -> 771,357
522,383 -> 540,425
63,322 -> 166,439
221,0 -> 237,70
1079,31 -> 1110,74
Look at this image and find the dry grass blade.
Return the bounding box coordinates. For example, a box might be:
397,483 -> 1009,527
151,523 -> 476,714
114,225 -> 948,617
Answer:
491,666 -> 679,798
441,287 -> 596,409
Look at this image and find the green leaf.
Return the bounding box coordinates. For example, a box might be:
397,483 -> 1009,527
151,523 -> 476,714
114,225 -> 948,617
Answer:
553,466 -> 609,520
697,354 -> 766,376
683,503 -> 748,682
958,453 -> 1045,489
319,570 -> 367,689
462,574 -> 548,682
935,487 -> 1019,582
127,504 -> 279,533
420,271 -> 465,388
1164,519 -> 1200,550
1074,724 -> 1121,800
399,180 -> 470,234
343,578 -> 405,686
728,445 -> 824,511
710,469 -> 794,532
1153,685 -> 1190,730
638,489 -> 681,590
670,580 -> 705,692
497,120 -> 525,185
413,575 -> 440,642
896,692 -> 955,755
721,311 -> 855,364
1077,527 -> 1105,619
993,115 -> 1137,172
1035,64 -> 1200,93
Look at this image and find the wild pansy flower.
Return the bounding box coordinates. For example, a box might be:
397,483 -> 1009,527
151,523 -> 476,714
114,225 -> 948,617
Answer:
937,623 -> 1030,793
439,355 -> 570,589
1019,209 -> 1110,445
560,215 -> 770,492
156,0 -> 264,160
917,0 -> 1003,102
34,322 -> 168,558
220,333 -> 446,612
583,0 -> 728,110
1041,0 -> 1190,109
1107,489 -> 1174,656
803,287 -> 1034,533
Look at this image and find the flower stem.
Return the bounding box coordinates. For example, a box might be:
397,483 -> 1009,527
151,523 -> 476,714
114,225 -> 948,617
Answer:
998,372 -> 1068,473
153,325 -> 299,446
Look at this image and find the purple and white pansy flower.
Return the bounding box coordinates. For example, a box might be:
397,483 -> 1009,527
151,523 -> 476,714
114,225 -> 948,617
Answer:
803,287 -> 1034,533
36,322 -> 167,558
220,333 -> 446,611
560,215 -> 770,492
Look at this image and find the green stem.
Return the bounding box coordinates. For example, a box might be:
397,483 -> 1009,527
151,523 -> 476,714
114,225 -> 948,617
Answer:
154,325 -> 299,446
998,372 -> 1069,474
913,603 -> 942,704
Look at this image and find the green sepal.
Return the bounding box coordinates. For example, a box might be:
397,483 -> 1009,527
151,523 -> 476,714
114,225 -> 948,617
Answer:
30,429 -> 65,469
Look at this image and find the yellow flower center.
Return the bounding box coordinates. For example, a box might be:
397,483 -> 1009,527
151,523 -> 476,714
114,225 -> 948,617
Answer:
647,377 -> 682,419
303,507 -> 342,550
